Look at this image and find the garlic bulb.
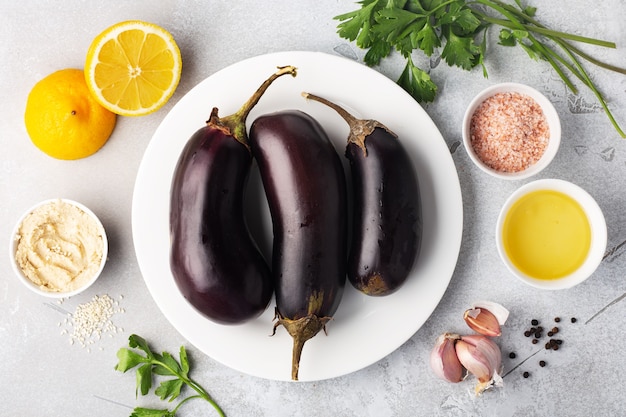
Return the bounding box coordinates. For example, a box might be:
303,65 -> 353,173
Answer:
455,334 -> 503,394
429,333 -> 464,383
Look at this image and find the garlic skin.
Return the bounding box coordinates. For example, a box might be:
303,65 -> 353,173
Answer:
463,301 -> 509,337
455,334 -> 503,394
429,333 -> 464,383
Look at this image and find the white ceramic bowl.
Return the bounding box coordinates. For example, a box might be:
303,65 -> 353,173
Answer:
462,82 -> 561,180
9,199 -> 108,298
495,179 -> 607,290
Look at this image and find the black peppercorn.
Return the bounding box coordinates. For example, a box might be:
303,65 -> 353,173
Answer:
539,360 -> 546,367
523,371 -> 530,378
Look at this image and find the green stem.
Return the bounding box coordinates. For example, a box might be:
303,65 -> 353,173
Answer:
553,38 -> 626,138
564,43 -> 626,75
171,395 -> 203,415
525,32 -> 580,92
473,0 -> 625,137
182,376 -> 226,417
472,7 -> 581,92
156,360 -> 226,417
481,0 -> 626,74
480,15 -> 613,47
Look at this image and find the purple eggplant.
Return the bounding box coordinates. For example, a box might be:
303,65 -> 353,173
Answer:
169,66 -> 296,325
249,110 -> 347,380
303,92 -> 422,296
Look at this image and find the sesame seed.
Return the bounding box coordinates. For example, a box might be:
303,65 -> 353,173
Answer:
59,294 -> 125,349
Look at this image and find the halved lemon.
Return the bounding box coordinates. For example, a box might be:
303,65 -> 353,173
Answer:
85,20 -> 182,117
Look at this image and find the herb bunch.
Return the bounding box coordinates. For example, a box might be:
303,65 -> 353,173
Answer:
335,0 -> 626,137
115,334 -> 226,417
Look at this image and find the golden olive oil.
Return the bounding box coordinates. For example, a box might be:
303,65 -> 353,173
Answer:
502,189 -> 591,280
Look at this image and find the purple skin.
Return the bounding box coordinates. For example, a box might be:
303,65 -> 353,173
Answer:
170,124 -> 273,325
346,127 -> 422,296
249,110 -> 347,321
301,92 -> 422,296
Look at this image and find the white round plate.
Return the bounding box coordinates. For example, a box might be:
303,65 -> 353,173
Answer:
132,51 -> 463,382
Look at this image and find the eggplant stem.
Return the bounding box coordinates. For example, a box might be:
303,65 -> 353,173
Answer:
302,92 -> 396,156
208,65 -> 298,149
274,311 -> 331,381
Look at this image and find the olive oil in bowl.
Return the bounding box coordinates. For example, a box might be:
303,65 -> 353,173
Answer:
496,179 -> 607,290
502,190 -> 591,280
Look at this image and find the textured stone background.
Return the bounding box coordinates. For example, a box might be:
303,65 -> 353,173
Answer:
1,1 -> 625,416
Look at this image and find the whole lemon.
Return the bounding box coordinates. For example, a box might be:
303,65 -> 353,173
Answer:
24,69 -> 116,160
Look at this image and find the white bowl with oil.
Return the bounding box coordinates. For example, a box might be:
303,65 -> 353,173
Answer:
495,179 -> 606,289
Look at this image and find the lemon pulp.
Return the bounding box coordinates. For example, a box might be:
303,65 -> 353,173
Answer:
502,189 -> 591,280
85,20 -> 182,116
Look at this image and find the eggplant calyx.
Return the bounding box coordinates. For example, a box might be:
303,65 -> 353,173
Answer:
272,309 -> 332,381
302,92 -> 397,156
207,65 -> 298,150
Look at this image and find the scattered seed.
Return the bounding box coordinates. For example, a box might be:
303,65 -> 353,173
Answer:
531,319 -> 539,326
58,294 -> 125,350
523,371 -> 530,378
532,339 -> 538,344
534,331 -> 542,338
524,330 -> 532,337
547,331 -> 554,337
554,317 -> 561,323
509,352 -> 517,359
551,327 -> 559,334
539,360 -> 546,367
571,317 -> 577,323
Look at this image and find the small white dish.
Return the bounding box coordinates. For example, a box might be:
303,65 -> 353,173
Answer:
10,198 -> 108,298
462,82 -> 561,180
495,179 -> 606,290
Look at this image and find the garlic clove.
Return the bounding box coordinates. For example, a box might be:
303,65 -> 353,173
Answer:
464,308 -> 501,337
429,333 -> 464,383
463,301 -> 509,337
471,301 -> 510,325
455,335 -> 502,384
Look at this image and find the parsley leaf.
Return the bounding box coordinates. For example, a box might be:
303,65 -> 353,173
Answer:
116,334 -> 226,417
397,58 -> 437,102
440,25 -> 482,70
334,0 -> 625,136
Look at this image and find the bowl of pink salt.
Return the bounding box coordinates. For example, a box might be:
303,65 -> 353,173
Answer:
462,82 -> 561,180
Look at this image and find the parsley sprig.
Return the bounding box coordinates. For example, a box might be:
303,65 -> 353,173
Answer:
335,0 -> 625,137
115,334 -> 226,417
